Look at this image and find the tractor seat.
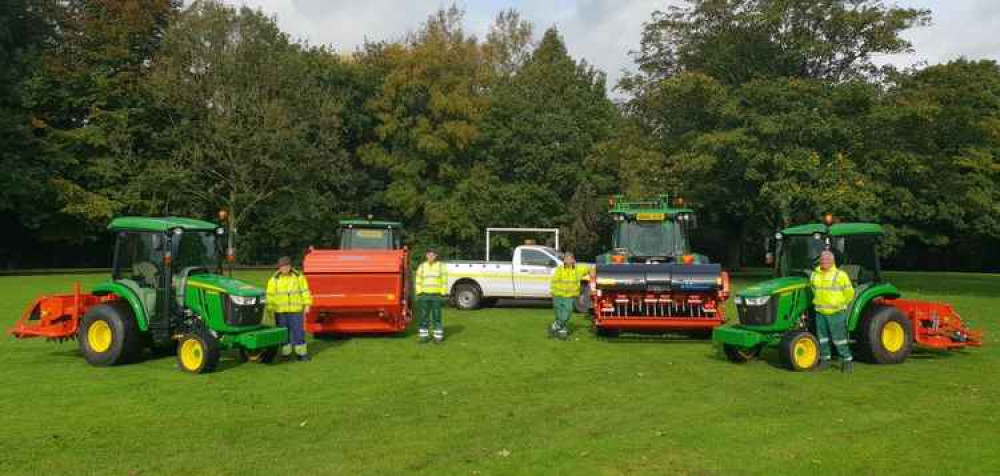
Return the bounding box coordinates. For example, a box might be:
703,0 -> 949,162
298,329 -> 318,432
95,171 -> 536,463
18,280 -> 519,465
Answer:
118,279 -> 157,317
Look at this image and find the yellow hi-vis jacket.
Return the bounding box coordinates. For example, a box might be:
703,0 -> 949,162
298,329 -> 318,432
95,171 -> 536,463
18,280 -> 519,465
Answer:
266,270 -> 313,313
551,264 -> 591,298
415,261 -> 448,295
810,265 -> 855,315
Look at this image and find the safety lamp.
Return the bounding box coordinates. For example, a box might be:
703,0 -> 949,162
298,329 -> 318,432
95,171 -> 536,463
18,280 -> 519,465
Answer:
823,213 -> 835,225
611,254 -> 626,264
218,209 -> 228,222
608,197 -> 616,207
675,197 -> 685,207
681,254 -> 695,265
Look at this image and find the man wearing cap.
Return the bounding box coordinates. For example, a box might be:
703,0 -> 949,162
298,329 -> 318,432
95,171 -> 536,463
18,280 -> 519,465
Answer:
811,250 -> 856,373
548,252 -> 594,340
415,249 -> 448,343
266,256 -> 313,361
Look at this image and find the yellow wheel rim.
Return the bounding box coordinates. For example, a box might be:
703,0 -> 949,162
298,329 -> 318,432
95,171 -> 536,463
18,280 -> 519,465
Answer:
179,339 -> 204,371
87,320 -> 113,353
882,321 -> 905,353
793,337 -> 818,369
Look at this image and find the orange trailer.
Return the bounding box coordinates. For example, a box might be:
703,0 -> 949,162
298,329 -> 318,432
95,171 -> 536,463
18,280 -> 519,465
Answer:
302,219 -> 411,336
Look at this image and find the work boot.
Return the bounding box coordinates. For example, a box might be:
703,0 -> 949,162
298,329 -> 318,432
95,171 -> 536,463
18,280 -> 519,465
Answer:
296,354 -> 312,362
557,328 -> 569,341
815,359 -> 831,371
547,323 -> 560,339
432,330 -> 444,343
841,360 -> 854,374
418,328 -> 430,344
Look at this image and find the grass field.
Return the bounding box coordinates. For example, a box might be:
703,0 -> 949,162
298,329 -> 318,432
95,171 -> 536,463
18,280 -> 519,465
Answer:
1,271 -> 997,475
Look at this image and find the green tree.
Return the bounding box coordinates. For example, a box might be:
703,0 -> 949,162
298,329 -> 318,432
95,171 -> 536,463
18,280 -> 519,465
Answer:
146,1 -> 355,260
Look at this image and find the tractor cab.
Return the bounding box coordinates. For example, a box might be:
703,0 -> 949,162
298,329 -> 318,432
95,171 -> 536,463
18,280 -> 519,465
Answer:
774,222 -> 885,286
338,219 -> 403,250
601,194 -> 699,264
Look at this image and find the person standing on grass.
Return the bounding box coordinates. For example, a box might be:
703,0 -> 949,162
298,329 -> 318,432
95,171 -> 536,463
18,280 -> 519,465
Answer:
415,249 -> 449,343
266,256 -> 313,362
548,252 -> 594,340
811,250 -> 855,373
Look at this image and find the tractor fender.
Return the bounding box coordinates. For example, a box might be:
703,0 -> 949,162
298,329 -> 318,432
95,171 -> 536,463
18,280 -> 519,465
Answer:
847,283 -> 901,331
91,282 -> 150,331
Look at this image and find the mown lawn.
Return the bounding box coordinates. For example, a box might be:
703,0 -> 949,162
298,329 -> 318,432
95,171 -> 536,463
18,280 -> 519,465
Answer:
0,271 -> 997,475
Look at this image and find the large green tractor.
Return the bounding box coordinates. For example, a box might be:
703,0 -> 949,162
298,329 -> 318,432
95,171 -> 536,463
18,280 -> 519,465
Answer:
11,217 -> 288,373
713,220 -> 981,370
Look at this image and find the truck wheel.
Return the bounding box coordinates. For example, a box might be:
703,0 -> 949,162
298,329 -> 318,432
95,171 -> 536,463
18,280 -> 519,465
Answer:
856,304 -> 913,364
452,283 -> 482,310
77,302 -> 143,366
723,345 -> 760,363
239,347 -> 277,363
176,329 -> 220,374
780,331 -> 820,371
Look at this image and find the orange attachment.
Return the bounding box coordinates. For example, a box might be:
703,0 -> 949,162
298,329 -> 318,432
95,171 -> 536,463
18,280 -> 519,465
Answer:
884,298 -> 983,350
592,290 -> 727,333
8,283 -> 105,341
303,248 -> 411,335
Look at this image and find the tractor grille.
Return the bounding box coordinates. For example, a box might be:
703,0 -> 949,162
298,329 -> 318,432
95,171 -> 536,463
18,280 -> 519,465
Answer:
737,301 -> 776,326
224,298 -> 265,327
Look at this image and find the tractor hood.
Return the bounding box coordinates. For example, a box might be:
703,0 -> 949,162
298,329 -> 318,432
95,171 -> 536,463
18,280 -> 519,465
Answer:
739,276 -> 809,299
186,274 -> 264,297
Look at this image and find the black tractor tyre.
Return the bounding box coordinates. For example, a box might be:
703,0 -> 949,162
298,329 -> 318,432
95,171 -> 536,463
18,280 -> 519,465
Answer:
723,344 -> 761,363
77,301 -> 143,367
176,328 -> 221,374
594,326 -> 620,338
855,304 -> 913,365
452,283 -> 483,310
779,330 -> 821,371
239,346 -> 278,364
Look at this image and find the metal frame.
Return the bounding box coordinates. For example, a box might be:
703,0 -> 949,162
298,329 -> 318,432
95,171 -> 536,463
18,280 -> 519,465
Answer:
485,228 -> 559,261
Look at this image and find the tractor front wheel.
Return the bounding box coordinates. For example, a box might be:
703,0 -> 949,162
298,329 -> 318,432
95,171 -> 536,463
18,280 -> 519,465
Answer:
856,304 -> 913,364
239,347 -> 277,364
723,344 -> 761,363
77,302 -> 143,367
780,331 -> 820,371
176,329 -> 220,374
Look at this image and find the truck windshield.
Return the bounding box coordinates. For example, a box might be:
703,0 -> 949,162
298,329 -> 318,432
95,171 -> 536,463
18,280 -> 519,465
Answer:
618,221 -> 685,258
175,231 -> 219,271
341,228 -> 394,249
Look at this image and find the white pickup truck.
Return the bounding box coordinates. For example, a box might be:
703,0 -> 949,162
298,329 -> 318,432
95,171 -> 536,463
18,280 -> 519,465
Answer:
447,245 -> 592,311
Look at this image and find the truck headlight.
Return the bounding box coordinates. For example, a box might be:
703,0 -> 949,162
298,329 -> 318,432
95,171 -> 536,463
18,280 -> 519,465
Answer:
230,295 -> 257,306
742,296 -> 770,306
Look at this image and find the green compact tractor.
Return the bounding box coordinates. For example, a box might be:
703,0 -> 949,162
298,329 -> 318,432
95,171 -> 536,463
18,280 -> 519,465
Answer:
338,218 -> 403,250
713,221 -> 981,370
10,217 -> 288,373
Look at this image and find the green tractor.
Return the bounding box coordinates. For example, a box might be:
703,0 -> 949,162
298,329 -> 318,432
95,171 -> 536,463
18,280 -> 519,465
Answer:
11,217 -> 288,373
713,220 -> 981,370
337,218 -> 403,250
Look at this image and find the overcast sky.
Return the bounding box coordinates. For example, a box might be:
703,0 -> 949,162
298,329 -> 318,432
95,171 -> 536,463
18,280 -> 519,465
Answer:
216,0 -> 1000,94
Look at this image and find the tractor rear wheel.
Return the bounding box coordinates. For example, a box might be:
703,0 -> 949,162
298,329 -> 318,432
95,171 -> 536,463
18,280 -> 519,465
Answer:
239,347 -> 277,364
855,304 -> 913,365
77,302 -> 143,366
723,344 -> 761,363
780,331 -> 820,371
452,283 -> 482,310
176,329 -> 220,374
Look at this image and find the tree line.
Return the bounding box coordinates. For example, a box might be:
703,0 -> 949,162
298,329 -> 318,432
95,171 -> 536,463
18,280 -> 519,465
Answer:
1,0 -> 997,271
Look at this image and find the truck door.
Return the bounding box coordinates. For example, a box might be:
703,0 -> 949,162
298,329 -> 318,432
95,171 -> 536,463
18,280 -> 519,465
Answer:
514,248 -> 559,298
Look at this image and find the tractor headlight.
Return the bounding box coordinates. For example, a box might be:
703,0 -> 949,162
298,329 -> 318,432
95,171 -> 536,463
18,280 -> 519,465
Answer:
742,296 -> 771,306
229,295 -> 257,306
